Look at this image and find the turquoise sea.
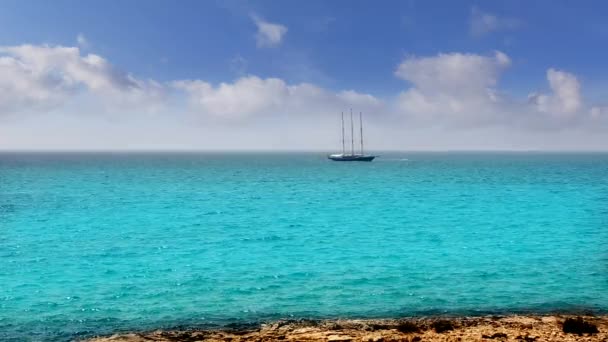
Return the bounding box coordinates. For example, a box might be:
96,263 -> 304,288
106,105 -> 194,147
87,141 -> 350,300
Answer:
1,152 -> 607,341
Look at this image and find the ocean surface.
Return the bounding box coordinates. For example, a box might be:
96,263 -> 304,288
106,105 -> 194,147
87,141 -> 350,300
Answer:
1,152 -> 607,341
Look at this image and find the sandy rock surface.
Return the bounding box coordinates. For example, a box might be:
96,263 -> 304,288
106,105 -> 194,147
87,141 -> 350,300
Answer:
86,315 -> 608,342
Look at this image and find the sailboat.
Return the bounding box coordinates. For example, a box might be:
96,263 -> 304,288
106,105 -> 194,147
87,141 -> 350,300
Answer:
328,110 -> 376,162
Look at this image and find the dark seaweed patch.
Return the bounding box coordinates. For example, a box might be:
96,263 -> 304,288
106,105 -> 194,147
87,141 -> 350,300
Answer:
396,321 -> 421,333
431,320 -> 454,333
562,317 -> 598,335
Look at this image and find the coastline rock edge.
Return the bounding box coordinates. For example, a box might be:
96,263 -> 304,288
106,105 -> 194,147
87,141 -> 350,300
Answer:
85,315 -> 607,342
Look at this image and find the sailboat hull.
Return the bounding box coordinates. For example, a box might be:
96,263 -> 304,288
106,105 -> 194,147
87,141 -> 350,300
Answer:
328,155 -> 376,162
330,111 -> 375,161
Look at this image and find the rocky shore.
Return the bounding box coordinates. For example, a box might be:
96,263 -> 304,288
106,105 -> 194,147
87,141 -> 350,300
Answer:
86,315 -> 607,342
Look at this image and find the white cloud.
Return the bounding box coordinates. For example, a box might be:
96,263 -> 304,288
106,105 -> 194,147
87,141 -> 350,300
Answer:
0,44 -> 165,115
396,51 -> 510,94
393,51 -> 600,132
172,76 -> 381,120
251,14 -> 288,48
173,77 -> 288,118
0,43 -> 379,121
393,50 -> 600,130
395,51 -> 511,125
528,69 -> 582,117
3,42 -> 608,150
470,7 -> 521,37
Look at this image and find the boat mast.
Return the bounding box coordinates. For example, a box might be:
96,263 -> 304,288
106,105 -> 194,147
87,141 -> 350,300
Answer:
360,112 -> 364,156
350,109 -> 354,155
341,112 -> 345,154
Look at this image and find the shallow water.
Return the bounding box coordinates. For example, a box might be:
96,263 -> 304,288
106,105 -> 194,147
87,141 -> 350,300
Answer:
1,152 -> 607,341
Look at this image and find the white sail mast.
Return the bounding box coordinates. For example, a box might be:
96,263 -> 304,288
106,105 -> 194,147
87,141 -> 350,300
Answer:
341,112 -> 345,154
350,109 -> 354,155
360,112 -> 364,155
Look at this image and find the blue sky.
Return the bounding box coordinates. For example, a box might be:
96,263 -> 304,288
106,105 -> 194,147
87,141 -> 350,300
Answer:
1,1 -> 608,150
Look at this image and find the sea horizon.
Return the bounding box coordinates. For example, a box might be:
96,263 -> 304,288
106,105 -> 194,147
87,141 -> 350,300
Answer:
4,149 -> 608,154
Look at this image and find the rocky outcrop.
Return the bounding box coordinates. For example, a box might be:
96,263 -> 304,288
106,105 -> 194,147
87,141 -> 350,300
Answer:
86,315 -> 607,342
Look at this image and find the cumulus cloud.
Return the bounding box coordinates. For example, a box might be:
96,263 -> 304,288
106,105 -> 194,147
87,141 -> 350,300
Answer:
528,69 -> 582,117
393,50 -> 604,132
395,51 -> 512,125
251,14 -> 288,48
0,44 -> 165,115
392,50 -> 604,131
396,51 -> 510,93
0,43 -> 379,122
470,7 -> 521,37
172,76 -> 381,120
2,42 -> 608,150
